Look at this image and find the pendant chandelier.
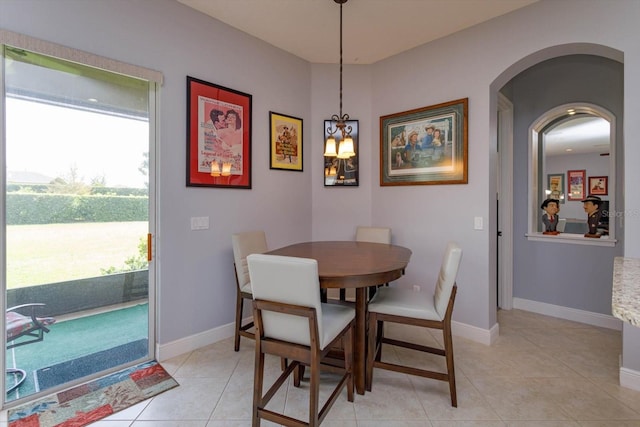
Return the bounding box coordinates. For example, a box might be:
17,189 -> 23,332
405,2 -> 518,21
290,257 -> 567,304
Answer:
324,0 -> 355,160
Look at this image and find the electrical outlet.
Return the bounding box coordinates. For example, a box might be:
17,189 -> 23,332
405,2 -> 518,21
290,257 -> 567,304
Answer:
413,285 -> 421,292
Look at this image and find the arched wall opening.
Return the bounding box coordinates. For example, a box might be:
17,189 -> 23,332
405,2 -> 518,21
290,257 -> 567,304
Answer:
489,43 -> 624,328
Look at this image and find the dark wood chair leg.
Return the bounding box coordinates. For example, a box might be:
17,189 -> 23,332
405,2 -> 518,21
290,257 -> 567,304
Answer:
293,363 -> 302,387
344,326 -> 354,401
444,320 -> 457,407
252,347 -> 265,427
234,292 -> 243,351
375,320 -> 383,362
366,312 -> 377,391
339,289 -> 346,301
309,356 -> 320,426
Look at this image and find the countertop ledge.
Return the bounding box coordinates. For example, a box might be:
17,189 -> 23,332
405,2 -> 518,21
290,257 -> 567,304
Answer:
613,257 -> 640,327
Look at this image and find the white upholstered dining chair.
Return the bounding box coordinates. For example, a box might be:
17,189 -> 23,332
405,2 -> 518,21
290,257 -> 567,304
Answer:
339,226 -> 392,301
366,242 -> 462,407
247,253 -> 355,426
355,226 -> 392,244
231,230 -> 268,351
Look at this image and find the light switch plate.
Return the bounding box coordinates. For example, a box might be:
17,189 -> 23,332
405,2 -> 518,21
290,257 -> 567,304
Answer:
190,216 -> 210,230
474,216 -> 483,230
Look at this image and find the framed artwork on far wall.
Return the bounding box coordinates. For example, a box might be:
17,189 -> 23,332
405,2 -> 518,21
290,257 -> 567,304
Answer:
547,173 -> 565,204
269,111 -> 303,171
567,169 -> 586,201
380,98 -> 467,186
186,76 -> 252,188
324,119 -> 359,186
588,175 -> 608,196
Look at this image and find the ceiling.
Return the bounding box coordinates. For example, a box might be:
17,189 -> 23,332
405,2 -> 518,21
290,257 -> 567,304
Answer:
545,116 -> 610,157
177,0 -> 607,156
177,0 -> 538,64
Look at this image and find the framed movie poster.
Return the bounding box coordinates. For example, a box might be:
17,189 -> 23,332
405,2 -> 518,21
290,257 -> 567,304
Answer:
269,111 -> 303,171
323,119 -> 359,186
186,76 -> 252,188
547,173 -> 565,204
567,169 -> 586,201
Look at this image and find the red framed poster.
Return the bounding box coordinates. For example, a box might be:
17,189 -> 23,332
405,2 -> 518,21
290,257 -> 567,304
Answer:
567,169 -> 586,201
588,175 -> 608,196
186,76 -> 252,188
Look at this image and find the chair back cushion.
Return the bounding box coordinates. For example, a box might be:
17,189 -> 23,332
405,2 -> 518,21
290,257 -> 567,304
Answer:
355,226 -> 391,244
232,231 -> 268,289
247,254 -> 323,347
433,242 -> 463,318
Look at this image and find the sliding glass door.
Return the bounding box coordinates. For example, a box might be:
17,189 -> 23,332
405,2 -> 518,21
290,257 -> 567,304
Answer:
2,45 -> 156,404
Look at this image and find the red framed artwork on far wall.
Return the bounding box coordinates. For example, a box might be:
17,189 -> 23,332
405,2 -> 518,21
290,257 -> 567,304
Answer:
186,76 -> 252,188
588,175 -> 608,196
567,169 -> 586,201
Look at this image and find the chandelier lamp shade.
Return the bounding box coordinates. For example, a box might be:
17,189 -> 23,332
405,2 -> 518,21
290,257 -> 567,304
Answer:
324,0 -> 355,160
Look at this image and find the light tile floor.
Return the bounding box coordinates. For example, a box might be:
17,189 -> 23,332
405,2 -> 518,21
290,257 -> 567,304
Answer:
3,309 -> 640,426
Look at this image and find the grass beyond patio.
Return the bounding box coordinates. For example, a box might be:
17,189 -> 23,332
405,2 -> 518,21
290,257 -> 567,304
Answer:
6,221 -> 148,288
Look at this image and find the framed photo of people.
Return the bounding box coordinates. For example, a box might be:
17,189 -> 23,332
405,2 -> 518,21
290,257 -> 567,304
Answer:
567,169 -> 586,201
323,119 -> 359,186
186,76 -> 252,188
380,98 -> 468,186
269,111 -> 303,171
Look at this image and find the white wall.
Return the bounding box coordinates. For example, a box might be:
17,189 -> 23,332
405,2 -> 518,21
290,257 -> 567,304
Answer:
4,0 -> 640,372
352,0 -> 640,336
311,64 -> 374,240
1,0 -> 314,344
363,0 -> 640,370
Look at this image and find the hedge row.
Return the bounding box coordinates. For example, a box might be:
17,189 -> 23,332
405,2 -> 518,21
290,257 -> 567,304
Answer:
7,184 -> 147,196
6,193 -> 148,225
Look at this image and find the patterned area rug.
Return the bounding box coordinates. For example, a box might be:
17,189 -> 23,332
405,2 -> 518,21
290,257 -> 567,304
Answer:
8,360 -> 178,427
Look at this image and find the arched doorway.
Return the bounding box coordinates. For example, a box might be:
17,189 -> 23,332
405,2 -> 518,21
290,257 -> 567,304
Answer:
491,45 -> 624,327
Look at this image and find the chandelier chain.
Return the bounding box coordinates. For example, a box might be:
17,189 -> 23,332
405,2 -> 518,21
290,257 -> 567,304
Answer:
339,0 -> 343,119
327,0 -> 351,141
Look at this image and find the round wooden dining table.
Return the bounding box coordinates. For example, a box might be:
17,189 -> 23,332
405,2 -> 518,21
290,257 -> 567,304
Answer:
266,241 -> 412,394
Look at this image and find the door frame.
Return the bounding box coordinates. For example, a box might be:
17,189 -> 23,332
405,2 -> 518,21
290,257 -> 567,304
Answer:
497,93 -> 514,310
1,30 -> 160,406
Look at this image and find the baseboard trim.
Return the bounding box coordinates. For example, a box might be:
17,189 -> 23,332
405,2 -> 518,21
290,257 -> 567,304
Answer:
158,313 -> 498,360
452,320 -> 498,346
157,318 -> 243,361
620,367 -> 640,391
513,297 -> 622,330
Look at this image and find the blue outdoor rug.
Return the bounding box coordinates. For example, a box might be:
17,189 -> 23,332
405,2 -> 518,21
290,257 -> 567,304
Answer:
34,338 -> 149,391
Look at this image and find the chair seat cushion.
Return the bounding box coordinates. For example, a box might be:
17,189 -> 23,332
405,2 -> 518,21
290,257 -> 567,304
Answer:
6,312 -> 56,340
263,303 -> 354,350
368,287 -> 442,321
319,303 -> 355,350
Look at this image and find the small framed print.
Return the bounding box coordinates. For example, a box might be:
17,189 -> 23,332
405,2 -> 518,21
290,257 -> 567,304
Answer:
567,169 -> 586,201
547,173 -> 565,204
269,112 -> 303,171
588,175 -> 608,196
186,76 -> 252,188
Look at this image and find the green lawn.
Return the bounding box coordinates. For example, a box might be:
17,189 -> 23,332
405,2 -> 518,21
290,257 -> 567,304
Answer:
6,222 -> 148,289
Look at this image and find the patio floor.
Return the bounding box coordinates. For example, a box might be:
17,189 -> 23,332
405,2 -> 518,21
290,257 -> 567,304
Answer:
6,302 -> 148,402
